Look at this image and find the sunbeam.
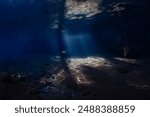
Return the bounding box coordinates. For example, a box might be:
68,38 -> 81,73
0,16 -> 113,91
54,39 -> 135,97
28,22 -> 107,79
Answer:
63,30 -> 98,57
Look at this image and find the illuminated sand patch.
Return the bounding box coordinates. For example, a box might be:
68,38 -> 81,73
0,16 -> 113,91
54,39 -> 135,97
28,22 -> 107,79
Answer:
67,57 -> 111,85
114,57 -> 140,64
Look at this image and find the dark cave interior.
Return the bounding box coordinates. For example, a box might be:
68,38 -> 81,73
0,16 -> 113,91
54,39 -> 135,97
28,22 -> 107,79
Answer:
0,0 -> 150,99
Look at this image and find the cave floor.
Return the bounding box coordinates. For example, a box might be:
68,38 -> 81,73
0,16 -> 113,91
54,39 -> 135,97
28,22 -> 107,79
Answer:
0,56 -> 150,100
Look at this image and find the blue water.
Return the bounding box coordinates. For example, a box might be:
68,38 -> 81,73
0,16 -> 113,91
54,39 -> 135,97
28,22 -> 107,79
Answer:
0,0 -> 109,73
0,0 -> 60,61
0,0 -> 100,60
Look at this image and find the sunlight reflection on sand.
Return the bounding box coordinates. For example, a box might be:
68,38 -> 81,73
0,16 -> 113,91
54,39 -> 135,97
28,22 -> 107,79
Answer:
67,57 -> 110,85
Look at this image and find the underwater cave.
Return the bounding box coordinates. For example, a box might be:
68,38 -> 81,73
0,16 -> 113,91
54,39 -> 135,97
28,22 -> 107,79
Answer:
0,0 -> 150,99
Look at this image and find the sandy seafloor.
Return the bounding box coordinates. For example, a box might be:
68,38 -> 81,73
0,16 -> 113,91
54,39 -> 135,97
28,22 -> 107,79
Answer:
0,56 -> 150,100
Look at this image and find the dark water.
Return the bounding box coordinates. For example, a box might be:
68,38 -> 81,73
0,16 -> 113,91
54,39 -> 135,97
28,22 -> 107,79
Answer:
0,1 -> 59,61
0,0 -> 102,61
0,0 -> 102,73
0,0 -> 150,100
0,0 -> 150,72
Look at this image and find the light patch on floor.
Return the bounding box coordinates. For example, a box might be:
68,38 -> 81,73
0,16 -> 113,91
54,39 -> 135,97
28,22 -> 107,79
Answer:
67,57 -> 110,85
114,57 -> 140,64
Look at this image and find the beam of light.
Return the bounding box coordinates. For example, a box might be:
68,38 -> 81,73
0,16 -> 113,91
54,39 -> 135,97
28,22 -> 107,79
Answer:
63,30 -> 98,57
